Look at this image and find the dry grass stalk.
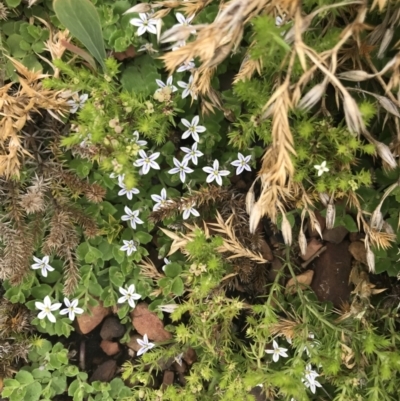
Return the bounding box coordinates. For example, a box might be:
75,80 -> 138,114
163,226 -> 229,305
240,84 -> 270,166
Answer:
269,317 -> 299,342
159,227 -> 196,257
347,191 -> 396,252
234,43 -> 263,83
149,185 -> 231,223
159,0 -> 270,102
35,17 -> 70,78
138,257 -> 165,281
208,212 -> 268,264
0,58 -> 69,178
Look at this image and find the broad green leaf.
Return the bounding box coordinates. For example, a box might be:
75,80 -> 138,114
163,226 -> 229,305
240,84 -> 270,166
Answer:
15,371 -> 34,385
134,231 -> 153,244
9,387 -> 26,401
31,284 -> 53,299
85,245 -> 103,263
6,34 -> 27,57
24,381 -> 42,401
112,245 -> 125,263
51,373 -> 68,393
109,266 -> 125,287
171,277 -> 184,296
4,379 -> 20,388
121,56 -> 158,96
53,0 -> 106,70
5,0 -> 21,7
21,55 -> 43,73
164,262 -> 182,278
32,369 -> 52,380
88,281 -> 103,297
76,242 -> 89,260
63,365 -> 79,377
4,286 -> 25,303
341,215 -> 358,232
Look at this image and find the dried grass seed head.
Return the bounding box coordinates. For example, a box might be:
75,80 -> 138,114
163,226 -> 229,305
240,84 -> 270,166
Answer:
281,212 -> 292,246
343,93 -> 366,136
298,229 -> 307,255
375,141 -> 397,169
325,202 -> 336,230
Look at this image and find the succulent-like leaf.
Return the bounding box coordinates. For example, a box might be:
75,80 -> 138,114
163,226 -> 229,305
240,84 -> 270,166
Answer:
53,0 -> 106,70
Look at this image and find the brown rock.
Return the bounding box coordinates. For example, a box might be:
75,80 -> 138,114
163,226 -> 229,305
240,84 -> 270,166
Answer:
249,387 -> 267,401
311,241 -> 352,307
161,371 -> 174,390
235,180 -> 247,190
322,226 -> 349,244
348,241 -> 368,265
127,334 -> 143,352
90,360 -> 117,382
100,316 -> 125,340
177,372 -> 186,386
307,211 -> 326,237
100,340 -> 120,356
258,238 -> 274,261
112,45 -> 136,61
76,301 -> 111,335
349,232 -> 365,242
173,360 -> 187,373
131,303 -> 172,342
300,238 -> 323,261
183,348 -> 197,365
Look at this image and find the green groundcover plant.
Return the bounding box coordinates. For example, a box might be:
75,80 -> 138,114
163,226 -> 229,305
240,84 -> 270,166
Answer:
1,0 -> 400,400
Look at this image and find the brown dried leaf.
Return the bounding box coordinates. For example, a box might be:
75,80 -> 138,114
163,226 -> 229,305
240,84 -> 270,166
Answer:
286,270 -> 314,294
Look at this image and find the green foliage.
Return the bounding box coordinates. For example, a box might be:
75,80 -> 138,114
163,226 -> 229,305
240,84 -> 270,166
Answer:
2,0 -> 400,400
53,0 -> 106,70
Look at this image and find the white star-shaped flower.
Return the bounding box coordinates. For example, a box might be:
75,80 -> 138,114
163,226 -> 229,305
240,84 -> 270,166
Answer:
177,75 -> 197,100
304,364 -> 319,382
203,160 -> 230,186
59,298 -> 84,321
120,240 -> 137,256
156,76 -> 178,93
177,59 -> 195,72
265,340 -> 288,362
132,131 -> 147,146
157,304 -> 179,313
314,161 -> 329,176
302,376 -> 322,394
129,13 -> 157,36
151,188 -> 171,211
231,153 -> 251,175
31,255 -> 55,277
121,206 -> 144,229
117,284 -> 142,308
134,150 -> 160,175
303,333 -> 318,356
168,158 -> 194,183
276,16 -> 283,26
35,296 -> 62,323
110,172 -> 124,181
175,12 -> 196,33
137,333 -> 155,356
174,353 -> 184,366
181,116 -> 206,142
182,203 -> 200,220
118,177 -> 140,200
181,142 -> 203,165
67,93 -> 88,114
162,257 -> 171,272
